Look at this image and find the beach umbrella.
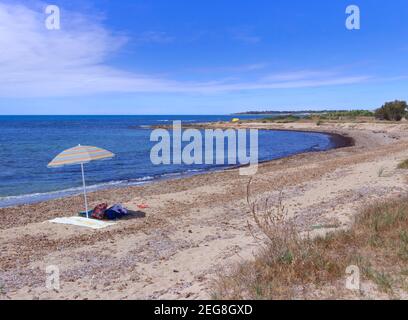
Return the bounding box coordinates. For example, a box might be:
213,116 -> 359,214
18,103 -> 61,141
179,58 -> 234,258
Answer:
47,145 -> 115,218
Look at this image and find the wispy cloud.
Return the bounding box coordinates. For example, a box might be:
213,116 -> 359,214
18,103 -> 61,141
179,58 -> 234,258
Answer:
261,70 -> 336,82
135,31 -> 174,44
185,75 -> 370,93
229,27 -> 261,44
189,63 -> 268,73
0,2 -> 370,98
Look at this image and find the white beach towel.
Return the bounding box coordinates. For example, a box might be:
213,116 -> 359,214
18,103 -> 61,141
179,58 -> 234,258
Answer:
48,216 -> 116,229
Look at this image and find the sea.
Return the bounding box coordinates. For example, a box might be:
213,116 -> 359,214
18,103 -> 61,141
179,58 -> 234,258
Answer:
0,115 -> 335,207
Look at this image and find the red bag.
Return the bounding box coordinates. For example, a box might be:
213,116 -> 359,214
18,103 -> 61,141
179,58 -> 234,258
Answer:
91,203 -> 108,220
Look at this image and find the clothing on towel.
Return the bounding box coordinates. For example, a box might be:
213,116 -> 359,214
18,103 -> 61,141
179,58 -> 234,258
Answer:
104,204 -> 128,220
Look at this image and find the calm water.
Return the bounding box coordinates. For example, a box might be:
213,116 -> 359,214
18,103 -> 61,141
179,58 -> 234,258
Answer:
0,115 -> 334,207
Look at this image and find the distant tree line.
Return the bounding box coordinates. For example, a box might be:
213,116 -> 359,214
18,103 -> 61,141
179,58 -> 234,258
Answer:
312,110 -> 374,119
235,110 -> 372,115
237,100 -> 408,122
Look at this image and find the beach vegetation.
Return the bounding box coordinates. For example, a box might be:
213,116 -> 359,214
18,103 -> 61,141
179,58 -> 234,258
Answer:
375,100 -> 407,121
261,115 -> 301,123
259,110 -> 374,123
377,167 -> 386,177
312,110 -> 374,120
213,191 -> 408,299
397,159 -> 408,169
304,110 -> 374,122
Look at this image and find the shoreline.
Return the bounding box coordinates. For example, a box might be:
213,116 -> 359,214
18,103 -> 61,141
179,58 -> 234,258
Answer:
0,127 -> 354,210
151,120 -> 356,150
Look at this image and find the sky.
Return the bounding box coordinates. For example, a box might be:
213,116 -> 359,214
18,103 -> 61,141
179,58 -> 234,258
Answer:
0,0 -> 407,115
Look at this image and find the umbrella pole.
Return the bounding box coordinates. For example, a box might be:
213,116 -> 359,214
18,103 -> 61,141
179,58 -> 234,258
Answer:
80,163 -> 89,218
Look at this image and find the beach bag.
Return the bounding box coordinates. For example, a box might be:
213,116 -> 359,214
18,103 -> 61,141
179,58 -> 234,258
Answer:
91,203 -> 108,220
104,204 -> 128,220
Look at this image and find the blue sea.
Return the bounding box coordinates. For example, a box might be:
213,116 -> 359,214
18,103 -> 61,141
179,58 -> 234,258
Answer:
0,115 -> 335,207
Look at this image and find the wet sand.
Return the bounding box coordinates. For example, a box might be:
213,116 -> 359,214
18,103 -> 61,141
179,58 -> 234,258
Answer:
2,121 -> 408,299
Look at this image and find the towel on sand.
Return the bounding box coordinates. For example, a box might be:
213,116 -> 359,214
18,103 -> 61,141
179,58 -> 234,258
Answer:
48,216 -> 116,229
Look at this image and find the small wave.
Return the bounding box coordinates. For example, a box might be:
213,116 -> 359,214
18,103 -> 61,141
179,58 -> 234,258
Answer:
126,176 -> 154,185
186,169 -> 203,173
157,120 -> 197,123
0,176 -> 155,208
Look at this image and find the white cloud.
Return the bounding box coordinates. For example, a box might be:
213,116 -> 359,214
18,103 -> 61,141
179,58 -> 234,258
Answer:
261,70 -> 336,82
190,63 -> 268,73
0,2 -> 370,98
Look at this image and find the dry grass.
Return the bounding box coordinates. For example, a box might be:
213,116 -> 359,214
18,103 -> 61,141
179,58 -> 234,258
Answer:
213,193 -> 408,299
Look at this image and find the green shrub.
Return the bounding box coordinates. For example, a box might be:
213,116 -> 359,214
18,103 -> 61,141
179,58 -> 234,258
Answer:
262,115 -> 301,123
398,159 -> 408,169
304,110 -> 374,120
375,100 -> 407,121
324,110 -> 374,119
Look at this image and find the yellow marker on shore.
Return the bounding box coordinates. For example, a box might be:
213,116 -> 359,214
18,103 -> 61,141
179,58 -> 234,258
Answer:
231,118 -> 240,123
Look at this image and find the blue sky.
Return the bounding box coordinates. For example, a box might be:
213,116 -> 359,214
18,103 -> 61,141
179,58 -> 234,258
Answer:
0,0 -> 407,114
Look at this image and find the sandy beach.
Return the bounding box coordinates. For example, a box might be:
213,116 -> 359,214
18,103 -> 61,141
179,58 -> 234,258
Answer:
2,120 -> 408,299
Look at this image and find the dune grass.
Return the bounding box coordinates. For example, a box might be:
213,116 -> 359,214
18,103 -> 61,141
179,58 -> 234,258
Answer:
261,115 -> 301,123
398,159 -> 408,169
213,194 -> 408,299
